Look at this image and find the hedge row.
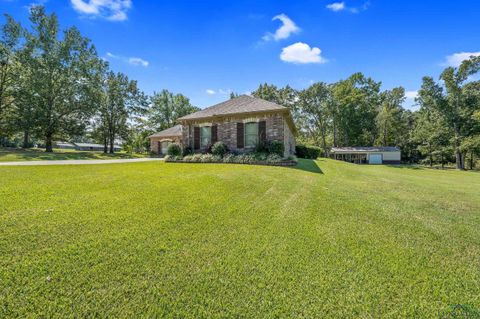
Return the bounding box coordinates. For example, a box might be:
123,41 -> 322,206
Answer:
295,144 -> 322,159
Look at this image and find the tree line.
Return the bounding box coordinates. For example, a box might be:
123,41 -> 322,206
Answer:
250,67 -> 480,170
1,7 -> 479,169
0,7 -> 198,153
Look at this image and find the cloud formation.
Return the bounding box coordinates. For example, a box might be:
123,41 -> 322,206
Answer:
263,14 -> 300,41
280,42 -> 326,64
443,51 -> 480,67
106,52 -> 149,67
205,89 -> 232,95
326,2 -> 345,12
70,0 -> 132,21
326,1 -> 369,13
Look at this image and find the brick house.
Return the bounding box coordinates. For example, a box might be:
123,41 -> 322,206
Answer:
149,95 -> 297,157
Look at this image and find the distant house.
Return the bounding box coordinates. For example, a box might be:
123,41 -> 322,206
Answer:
74,143 -> 122,152
54,142 -> 76,150
149,95 -> 297,157
331,147 -> 401,164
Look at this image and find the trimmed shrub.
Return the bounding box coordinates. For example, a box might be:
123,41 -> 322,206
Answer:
164,155 -> 181,162
287,155 -> 298,162
266,153 -> 282,164
223,153 -> 236,163
200,154 -> 215,163
295,144 -> 321,159
267,140 -> 284,156
191,153 -> 203,162
254,152 -> 268,161
183,155 -> 193,162
167,143 -> 182,156
183,146 -> 193,156
211,141 -> 228,157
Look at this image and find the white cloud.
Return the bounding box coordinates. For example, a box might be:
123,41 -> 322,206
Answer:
105,52 -> 149,67
405,90 -> 418,99
205,89 -> 232,95
70,0 -> 132,21
128,57 -> 148,67
263,14 -> 300,41
326,1 -> 369,13
326,2 -> 345,11
443,51 -> 480,67
280,42 -> 327,64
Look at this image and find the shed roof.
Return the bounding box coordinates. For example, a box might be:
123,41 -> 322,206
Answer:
331,146 -> 400,153
177,95 -> 288,121
74,143 -> 121,148
148,124 -> 182,138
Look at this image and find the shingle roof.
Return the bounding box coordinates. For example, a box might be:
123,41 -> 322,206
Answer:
177,95 -> 288,121
148,124 -> 182,138
331,146 -> 400,152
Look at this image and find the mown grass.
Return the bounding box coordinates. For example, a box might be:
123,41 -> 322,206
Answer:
0,147 -> 149,162
0,159 -> 479,318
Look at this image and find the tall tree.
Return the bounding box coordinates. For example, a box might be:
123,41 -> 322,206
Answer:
438,56 -> 480,169
0,14 -> 21,135
96,69 -> 145,153
148,89 -> 198,131
376,87 -> 406,146
20,6 -> 100,152
331,73 -> 381,146
298,82 -> 331,156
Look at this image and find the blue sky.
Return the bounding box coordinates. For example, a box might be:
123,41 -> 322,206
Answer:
2,0 -> 480,109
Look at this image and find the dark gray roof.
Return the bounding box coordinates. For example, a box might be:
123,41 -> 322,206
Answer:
331,146 -> 400,152
149,124 -> 182,138
177,95 -> 288,121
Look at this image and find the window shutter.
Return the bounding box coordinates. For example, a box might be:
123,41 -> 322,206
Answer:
237,122 -> 244,148
194,126 -> 200,150
258,121 -> 266,144
211,125 -> 218,144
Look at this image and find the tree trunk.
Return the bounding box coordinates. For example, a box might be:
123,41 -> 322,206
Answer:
470,151 -> 474,170
22,131 -> 29,149
453,124 -> 464,170
429,152 -> 433,167
103,135 -> 108,153
45,134 -> 53,152
109,135 -> 115,154
455,149 -> 464,170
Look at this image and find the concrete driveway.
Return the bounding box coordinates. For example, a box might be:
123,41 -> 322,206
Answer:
0,158 -> 164,166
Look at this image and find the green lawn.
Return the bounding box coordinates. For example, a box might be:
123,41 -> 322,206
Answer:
1,159 -> 479,318
0,147 -> 149,162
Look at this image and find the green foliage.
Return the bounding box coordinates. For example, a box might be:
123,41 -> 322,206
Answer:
148,90 -> 199,131
266,140 -> 284,156
182,146 -> 193,156
166,143 -> 182,156
164,154 -> 181,162
211,141 -> 228,157
295,144 -> 321,159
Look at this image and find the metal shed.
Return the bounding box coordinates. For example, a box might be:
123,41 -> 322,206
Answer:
330,147 -> 401,165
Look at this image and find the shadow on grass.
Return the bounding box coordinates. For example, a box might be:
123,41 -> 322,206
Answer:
292,159 -> 323,174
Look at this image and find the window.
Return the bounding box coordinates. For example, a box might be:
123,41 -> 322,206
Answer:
200,126 -> 211,148
244,122 -> 258,148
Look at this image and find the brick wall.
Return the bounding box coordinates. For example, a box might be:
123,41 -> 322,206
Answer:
181,113 -> 295,155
